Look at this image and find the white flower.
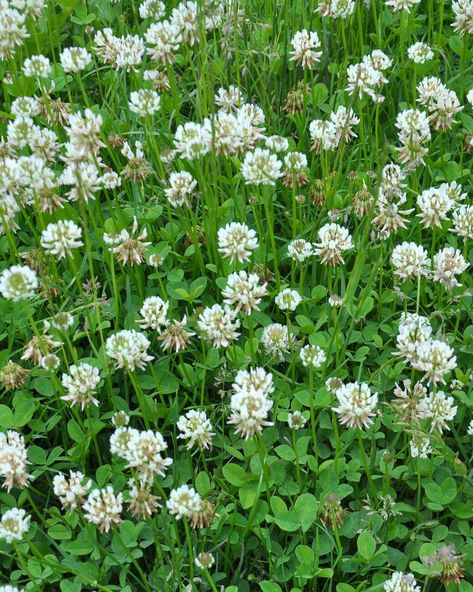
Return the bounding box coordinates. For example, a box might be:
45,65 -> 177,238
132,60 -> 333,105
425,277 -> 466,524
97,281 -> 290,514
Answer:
40,220 -> 83,258
0,508 -> 30,543
229,367 -> 274,439
61,363 -> 100,409
433,247 -> 468,289
467,419 -> 473,435
60,46 -> 93,72
164,171 -> 197,207
195,552 -> 215,569
177,410 -> 214,450
417,186 -> 454,228
138,296 -> 169,332
332,382 -> 378,429
217,222 -> 258,263
412,339 -> 456,384
105,330 -> 153,371
314,223 -> 353,266
139,0 -> 165,19
261,323 -> 290,359
0,265 -> 38,301
300,344 -> 326,368
111,428 -> 172,483
0,431 -> 30,491
288,410 -> 307,429
23,54 -> 51,77
222,271 -> 267,314
288,239 -> 313,262
289,30 -> 322,69
409,436 -> 432,459
241,148 -> 282,185
452,0 -> 473,35
385,0 -> 420,11
383,572 -> 420,592
53,471 -> 91,510
215,85 -> 244,112
417,391 -> 457,433
167,484 -> 202,519
452,205 -> 473,239
407,42 -> 433,63
83,486 -> 123,533
275,288 -> 302,311
129,89 -> 161,116
198,304 -> 240,347
391,242 -> 430,280
265,135 -> 289,153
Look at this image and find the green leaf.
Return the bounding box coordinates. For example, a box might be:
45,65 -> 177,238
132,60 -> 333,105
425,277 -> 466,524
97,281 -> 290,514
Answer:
222,463 -> 247,486
357,531 -> 376,560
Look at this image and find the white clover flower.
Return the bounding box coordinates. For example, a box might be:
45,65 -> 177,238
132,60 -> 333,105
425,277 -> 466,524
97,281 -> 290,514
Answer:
275,288 -> 302,312
385,0 -> 420,11
61,363 -> 100,409
289,30 -> 322,69
261,323 -> 290,359
174,122 -> 211,159
0,2 -> 28,61
214,85 -> 244,112
177,410 -> 214,450
288,239 -> 313,262
409,435 -> 432,459
467,88 -> 473,106
138,296 -> 169,332
167,484 -> 202,519
23,54 -> 51,77
288,410 -> 307,430
105,330 -> 153,371
452,0 -> 473,35
412,339 -> 457,384
451,205 -> 473,239
198,304 -> 240,348
217,222 -> 258,263
300,344 -> 326,368
164,171 -> 197,207
53,471 -> 91,510
111,428 -> 172,483
391,242 -> 430,280
417,187 -> 454,228
0,586 -> 24,592
395,313 -> 432,362
332,382 -> 378,430
417,391 -> 457,433
0,508 -> 30,543
314,223 -> 353,266
0,265 -> 38,301
145,20 -> 182,63
407,42 -> 433,63
433,247 -> 468,289
139,0 -> 165,19
51,312 -> 74,331
467,419 -> 473,435
0,431 -> 30,491
40,220 -> 83,258
383,572 -> 420,592
265,135 -> 289,153
40,353 -> 60,371
195,551 -> 215,569
241,148 -> 282,185
129,89 -> 161,116
229,368 -> 274,439
317,0 -> 355,18
11,96 -> 40,118
233,367 -> 274,398
60,46 -> 93,72
222,271 -> 267,314
83,486 -> 123,533
395,108 -> 431,166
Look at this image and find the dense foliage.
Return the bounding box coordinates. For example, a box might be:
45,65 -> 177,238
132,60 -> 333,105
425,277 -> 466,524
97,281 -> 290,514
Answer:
0,0 -> 472,591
